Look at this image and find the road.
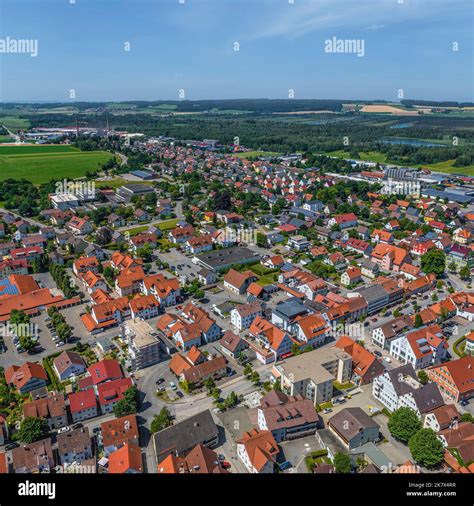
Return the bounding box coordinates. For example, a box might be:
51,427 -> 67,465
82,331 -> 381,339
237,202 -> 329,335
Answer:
0,206 -> 47,229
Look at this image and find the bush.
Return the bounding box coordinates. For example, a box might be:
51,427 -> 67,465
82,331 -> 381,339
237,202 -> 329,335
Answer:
333,452 -> 352,473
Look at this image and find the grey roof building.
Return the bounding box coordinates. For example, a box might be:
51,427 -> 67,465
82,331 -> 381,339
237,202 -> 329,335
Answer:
355,284 -> 389,314
328,407 -> 380,449
194,246 -> 260,272
152,410 -> 219,463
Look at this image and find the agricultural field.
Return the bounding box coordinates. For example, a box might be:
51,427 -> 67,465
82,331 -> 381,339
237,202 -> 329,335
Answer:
0,144 -> 117,184
326,149 -> 474,175
0,116 -> 31,130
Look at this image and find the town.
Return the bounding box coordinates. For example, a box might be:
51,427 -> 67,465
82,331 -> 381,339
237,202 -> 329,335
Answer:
0,133 -> 472,479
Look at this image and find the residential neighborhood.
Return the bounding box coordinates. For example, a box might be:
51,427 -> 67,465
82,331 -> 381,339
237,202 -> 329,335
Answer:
0,133 -> 472,482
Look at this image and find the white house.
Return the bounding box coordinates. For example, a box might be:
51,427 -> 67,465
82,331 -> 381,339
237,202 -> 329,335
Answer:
230,302 -> 263,331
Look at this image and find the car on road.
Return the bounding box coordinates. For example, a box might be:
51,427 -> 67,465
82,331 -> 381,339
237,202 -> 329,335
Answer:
58,426 -> 70,434
374,350 -> 382,358
279,461 -> 293,471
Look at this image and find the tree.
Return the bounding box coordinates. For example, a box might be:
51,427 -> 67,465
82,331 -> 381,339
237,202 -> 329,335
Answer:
150,407 -> 172,433
459,266 -> 471,281
333,452 -> 352,473
420,249 -> 446,278
417,370 -> 429,385
19,333 -> 36,353
194,289 -> 205,300
224,391 -> 239,409
409,428 -> 444,468
414,314 -> 423,328
448,261 -> 457,273
204,378 -> 215,392
243,364 -> 253,377
250,371 -> 260,385
96,226 -> 112,246
388,407 -> 422,443
137,243 -> 153,262
393,309 -> 401,318
460,413 -> 473,423
256,232 -> 267,248
15,417 -> 48,444
113,386 -> 138,418
10,309 -> 30,326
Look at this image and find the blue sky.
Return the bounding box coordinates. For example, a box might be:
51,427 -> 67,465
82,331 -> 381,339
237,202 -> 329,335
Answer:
0,0 -> 472,102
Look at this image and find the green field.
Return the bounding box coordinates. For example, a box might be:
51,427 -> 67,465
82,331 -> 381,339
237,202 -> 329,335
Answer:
0,144 -> 117,184
0,116 -> 31,130
234,150 -> 280,159
327,149 -> 474,176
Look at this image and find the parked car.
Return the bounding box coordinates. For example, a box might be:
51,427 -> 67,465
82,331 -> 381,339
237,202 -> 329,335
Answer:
5,442 -> 19,451
279,461 -> 293,471
221,461 -> 232,469
384,357 -> 392,363
169,382 -> 177,391
374,350 -> 382,358
323,408 -> 332,414
460,399 -> 469,407
93,427 -> 101,433
155,378 -> 165,385
176,391 -> 184,398
72,423 -> 83,430
218,454 -> 225,461
58,426 -> 70,434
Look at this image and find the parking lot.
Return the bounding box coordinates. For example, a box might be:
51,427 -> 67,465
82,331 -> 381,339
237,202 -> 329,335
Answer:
279,435 -> 326,473
158,249 -> 197,282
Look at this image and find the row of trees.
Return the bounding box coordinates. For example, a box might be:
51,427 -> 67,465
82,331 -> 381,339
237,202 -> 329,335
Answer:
47,306 -> 73,343
49,263 -> 76,298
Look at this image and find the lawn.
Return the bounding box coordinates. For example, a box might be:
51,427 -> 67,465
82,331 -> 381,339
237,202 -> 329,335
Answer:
256,274 -> 278,286
0,144 -> 117,184
157,218 -> 180,231
123,226 -> 150,237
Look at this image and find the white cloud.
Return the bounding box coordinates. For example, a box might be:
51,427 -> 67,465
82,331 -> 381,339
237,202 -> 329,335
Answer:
249,0 -> 465,40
